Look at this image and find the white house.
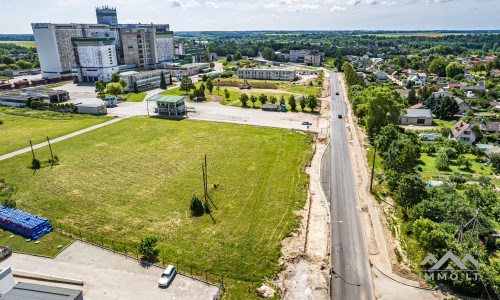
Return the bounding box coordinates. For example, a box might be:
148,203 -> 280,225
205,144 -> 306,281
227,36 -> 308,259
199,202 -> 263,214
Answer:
409,76 -> 424,86
399,109 -> 433,126
433,90 -> 454,98
450,120 -> 476,144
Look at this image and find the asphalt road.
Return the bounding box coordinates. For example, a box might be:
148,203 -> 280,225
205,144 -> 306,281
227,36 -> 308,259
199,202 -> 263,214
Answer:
322,71 -> 374,300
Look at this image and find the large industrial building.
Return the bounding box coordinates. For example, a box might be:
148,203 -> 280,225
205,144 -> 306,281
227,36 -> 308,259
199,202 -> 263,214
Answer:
32,6 -> 175,81
32,23 -> 111,79
237,68 -> 296,81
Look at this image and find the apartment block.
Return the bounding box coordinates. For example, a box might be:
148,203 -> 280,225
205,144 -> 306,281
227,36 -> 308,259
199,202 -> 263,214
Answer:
237,68 -> 296,81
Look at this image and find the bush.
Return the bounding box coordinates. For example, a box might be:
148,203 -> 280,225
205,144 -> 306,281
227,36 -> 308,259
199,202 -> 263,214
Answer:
137,236 -> 159,262
2,198 -> 16,208
190,195 -> 204,216
30,158 -> 41,170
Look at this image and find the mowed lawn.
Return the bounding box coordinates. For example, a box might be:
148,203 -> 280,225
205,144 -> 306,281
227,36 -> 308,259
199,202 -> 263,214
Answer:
0,107 -> 113,155
0,117 -> 312,298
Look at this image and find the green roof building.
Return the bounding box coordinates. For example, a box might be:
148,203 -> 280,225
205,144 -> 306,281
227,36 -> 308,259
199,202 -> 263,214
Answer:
146,94 -> 185,116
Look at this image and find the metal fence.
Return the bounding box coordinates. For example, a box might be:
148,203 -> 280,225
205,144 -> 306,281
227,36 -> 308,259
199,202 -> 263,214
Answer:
49,220 -> 224,296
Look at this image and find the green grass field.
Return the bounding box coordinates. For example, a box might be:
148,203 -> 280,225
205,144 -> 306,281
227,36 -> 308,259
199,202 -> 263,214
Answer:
0,228 -> 73,257
0,41 -> 36,48
0,117 -> 312,298
121,92 -> 147,102
0,107 -> 113,155
161,80 -> 320,107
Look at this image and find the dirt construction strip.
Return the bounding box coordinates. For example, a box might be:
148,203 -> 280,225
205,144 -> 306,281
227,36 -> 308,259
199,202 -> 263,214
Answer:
0,117 -> 125,162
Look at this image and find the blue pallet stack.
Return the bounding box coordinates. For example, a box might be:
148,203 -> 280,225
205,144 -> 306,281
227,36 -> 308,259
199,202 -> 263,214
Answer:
0,206 -> 52,240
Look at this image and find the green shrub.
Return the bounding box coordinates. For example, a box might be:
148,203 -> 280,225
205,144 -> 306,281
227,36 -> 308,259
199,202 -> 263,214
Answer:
2,198 -> 16,208
30,158 -> 41,170
137,236 -> 159,262
190,195 -> 204,216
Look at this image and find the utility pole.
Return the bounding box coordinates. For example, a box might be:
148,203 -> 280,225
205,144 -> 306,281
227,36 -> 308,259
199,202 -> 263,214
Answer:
29,140 -> 36,161
369,144 -> 377,193
47,136 -> 54,167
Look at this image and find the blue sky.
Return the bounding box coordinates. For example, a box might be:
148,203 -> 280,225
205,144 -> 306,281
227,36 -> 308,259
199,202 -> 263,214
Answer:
1,0 -> 499,34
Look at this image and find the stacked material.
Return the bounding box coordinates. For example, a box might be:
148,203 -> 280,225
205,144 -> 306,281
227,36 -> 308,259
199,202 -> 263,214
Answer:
0,206 -> 52,240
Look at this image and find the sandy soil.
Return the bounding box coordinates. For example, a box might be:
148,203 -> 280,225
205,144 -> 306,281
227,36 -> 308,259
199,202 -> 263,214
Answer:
272,74 -> 331,300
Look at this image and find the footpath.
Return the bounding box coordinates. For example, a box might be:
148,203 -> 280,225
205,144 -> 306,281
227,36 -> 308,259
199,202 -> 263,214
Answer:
0,117 -> 124,162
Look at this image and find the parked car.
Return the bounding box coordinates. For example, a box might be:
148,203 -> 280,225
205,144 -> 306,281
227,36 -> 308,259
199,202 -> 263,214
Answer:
338,114 -> 342,119
158,265 -> 176,288
335,92 -> 339,95
302,121 -> 312,125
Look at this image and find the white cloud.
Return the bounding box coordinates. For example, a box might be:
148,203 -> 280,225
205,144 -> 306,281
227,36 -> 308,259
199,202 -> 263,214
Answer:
264,3 -> 280,8
380,0 -> 397,5
330,5 -> 347,11
205,1 -> 218,8
271,13 -> 281,19
287,3 -> 320,12
425,0 -> 453,2
167,0 -> 201,8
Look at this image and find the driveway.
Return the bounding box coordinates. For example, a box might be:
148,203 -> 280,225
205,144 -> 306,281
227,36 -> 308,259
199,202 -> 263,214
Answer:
0,240 -> 219,300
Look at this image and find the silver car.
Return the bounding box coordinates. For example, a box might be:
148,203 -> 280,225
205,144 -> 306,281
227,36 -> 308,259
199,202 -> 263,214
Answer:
158,265 -> 176,288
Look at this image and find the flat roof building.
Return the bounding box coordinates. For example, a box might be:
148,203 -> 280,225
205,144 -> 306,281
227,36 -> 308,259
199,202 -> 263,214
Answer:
147,94 -> 185,116
120,69 -> 170,92
399,108 -> 433,126
1,282 -> 83,300
237,68 -> 296,81
160,63 -> 210,77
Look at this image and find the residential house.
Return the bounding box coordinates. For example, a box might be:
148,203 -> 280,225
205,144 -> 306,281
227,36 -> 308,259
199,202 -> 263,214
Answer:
409,76 -> 424,86
485,56 -> 496,62
469,120 -> 500,135
447,83 -> 459,89
372,58 -> 384,65
467,91 -> 477,99
454,97 -> 471,114
485,146 -> 500,157
491,69 -> 500,78
396,89 -> 409,98
399,108 -> 433,126
374,70 -> 389,80
411,103 -> 424,109
418,73 -> 428,82
450,120 -> 476,144
433,90 -> 454,98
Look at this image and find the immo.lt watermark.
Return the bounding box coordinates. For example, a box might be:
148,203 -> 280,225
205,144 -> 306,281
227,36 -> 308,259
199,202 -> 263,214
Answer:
419,251 -> 479,281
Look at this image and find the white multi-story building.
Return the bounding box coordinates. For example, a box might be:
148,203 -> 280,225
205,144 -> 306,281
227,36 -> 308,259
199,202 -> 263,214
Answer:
31,23 -> 110,78
32,7 -> 175,81
72,33 -> 119,82
237,68 -> 296,81
289,50 -> 324,64
155,31 -> 175,62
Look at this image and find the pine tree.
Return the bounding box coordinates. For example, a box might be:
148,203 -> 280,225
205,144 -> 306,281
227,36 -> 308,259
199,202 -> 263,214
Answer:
160,71 -> 167,89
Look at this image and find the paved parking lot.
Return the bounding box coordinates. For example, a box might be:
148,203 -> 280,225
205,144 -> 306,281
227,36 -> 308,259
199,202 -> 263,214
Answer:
0,240 -> 220,299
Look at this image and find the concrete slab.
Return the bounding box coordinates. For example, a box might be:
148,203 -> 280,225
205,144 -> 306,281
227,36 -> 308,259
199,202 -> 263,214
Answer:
0,240 -> 219,300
